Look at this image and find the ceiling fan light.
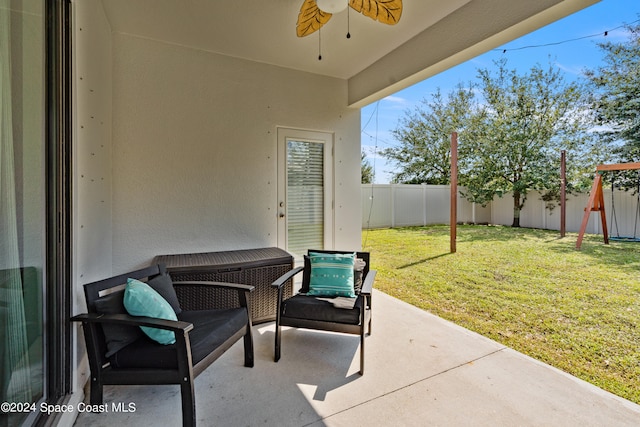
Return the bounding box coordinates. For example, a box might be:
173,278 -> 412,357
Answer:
316,0 -> 349,14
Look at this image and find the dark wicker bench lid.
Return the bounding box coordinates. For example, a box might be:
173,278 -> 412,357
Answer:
154,247 -> 292,274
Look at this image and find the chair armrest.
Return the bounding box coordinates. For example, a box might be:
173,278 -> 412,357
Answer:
360,270 -> 376,296
172,281 -> 254,293
72,312 -> 195,383
271,266 -> 304,289
71,312 -> 194,333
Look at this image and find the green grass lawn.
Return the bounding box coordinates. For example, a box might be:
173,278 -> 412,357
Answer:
362,225 -> 640,404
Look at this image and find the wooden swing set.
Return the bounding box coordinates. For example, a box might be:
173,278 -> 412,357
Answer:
576,162 -> 640,249
449,137 -> 640,251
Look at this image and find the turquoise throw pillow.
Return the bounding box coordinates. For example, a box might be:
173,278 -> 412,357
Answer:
307,252 -> 356,298
123,278 -> 177,345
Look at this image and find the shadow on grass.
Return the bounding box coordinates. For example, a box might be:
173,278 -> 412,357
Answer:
398,252 -> 452,269
389,224 -> 553,243
377,225 -> 640,274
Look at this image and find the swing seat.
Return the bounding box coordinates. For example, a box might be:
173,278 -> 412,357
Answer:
609,236 -> 640,242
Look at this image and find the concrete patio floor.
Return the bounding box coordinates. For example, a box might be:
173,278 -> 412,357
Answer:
73,290 -> 640,426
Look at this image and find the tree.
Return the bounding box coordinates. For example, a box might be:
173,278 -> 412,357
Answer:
361,151 -> 374,184
584,20 -> 640,188
384,59 -> 600,227
383,84 -> 476,184
461,59 -> 592,227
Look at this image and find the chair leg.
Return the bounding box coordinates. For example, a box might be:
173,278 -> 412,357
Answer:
274,321 -> 281,362
89,377 -> 103,405
244,327 -> 254,367
359,330 -> 365,375
367,294 -> 373,335
180,376 -> 196,427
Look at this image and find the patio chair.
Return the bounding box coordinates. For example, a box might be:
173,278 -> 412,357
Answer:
271,250 -> 375,375
71,264 -> 254,427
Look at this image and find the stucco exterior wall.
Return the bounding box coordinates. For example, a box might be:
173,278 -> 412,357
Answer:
74,0 -> 113,287
109,34 -> 361,272
72,0 -> 113,413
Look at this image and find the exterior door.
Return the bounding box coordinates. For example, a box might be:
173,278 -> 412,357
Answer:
277,128 -> 334,259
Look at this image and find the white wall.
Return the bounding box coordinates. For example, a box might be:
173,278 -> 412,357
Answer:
74,0 -> 113,286
73,0 -> 113,405
110,34 -> 362,272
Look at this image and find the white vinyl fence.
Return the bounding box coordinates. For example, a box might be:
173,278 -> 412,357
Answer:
362,184 -> 640,238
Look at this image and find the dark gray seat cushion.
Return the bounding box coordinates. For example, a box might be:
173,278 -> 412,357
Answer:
147,272 -> 182,314
109,307 -> 248,369
94,290 -> 144,357
281,294 -> 362,325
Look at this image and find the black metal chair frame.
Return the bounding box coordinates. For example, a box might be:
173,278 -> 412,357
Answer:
71,264 -> 254,427
271,250 -> 376,375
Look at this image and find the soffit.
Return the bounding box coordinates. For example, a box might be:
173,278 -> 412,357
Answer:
98,0 -> 599,106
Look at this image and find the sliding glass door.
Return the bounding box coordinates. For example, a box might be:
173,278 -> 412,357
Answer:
1,0 -> 46,426
1,0 -> 71,425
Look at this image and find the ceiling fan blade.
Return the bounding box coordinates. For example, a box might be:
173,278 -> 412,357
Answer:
297,0 -> 333,37
349,0 -> 403,25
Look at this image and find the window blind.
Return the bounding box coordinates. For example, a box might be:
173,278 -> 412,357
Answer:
287,140 -> 324,256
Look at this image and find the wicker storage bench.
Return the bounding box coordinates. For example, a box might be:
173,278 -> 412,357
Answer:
155,247 -> 293,324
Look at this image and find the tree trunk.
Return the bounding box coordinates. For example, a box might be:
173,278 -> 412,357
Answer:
512,191 -> 521,227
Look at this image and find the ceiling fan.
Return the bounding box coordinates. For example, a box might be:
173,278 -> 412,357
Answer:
296,0 -> 403,37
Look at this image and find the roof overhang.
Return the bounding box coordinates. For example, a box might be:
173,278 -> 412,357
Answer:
99,0 -> 600,107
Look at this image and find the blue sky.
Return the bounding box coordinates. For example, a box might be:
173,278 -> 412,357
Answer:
361,0 -> 640,183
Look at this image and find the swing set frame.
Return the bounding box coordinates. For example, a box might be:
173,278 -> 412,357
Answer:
576,162 -> 640,250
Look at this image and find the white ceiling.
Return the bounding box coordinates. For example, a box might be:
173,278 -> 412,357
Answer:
99,0 -> 599,106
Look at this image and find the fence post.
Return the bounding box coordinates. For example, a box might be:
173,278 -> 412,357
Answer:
471,202 -> 476,224
561,150 -> 566,237
542,192 -> 547,230
391,184 -> 396,228
422,184 -> 427,226
451,132 -> 458,253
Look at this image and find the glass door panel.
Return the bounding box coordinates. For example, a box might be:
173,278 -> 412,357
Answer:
1,0 -> 45,425
286,140 -> 325,256
277,128 -> 334,259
